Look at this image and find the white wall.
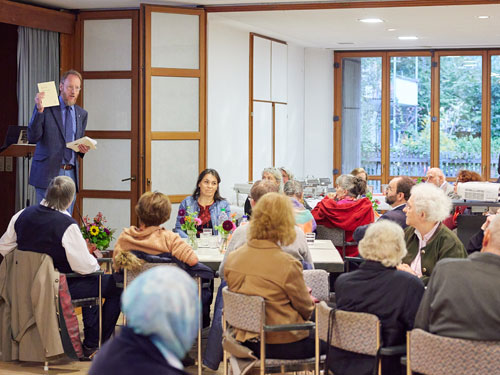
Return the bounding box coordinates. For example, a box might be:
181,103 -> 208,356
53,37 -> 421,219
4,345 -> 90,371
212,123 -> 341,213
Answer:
207,15 -> 334,204
207,18 -> 250,204
304,48 -> 334,180
285,43 -> 305,179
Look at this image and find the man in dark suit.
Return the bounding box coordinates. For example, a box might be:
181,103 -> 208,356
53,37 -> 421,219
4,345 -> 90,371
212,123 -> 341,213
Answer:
28,70 -> 89,214
353,176 -> 415,242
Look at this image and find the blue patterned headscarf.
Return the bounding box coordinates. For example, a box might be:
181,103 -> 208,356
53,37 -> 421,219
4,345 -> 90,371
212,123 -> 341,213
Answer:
121,266 -> 199,370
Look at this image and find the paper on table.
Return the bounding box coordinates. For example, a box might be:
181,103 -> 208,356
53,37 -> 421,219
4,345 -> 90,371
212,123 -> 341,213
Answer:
37,81 -> 59,108
66,136 -> 97,152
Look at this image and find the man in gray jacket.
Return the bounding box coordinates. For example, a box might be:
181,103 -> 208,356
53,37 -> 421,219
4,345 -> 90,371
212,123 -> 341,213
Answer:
414,214 -> 500,340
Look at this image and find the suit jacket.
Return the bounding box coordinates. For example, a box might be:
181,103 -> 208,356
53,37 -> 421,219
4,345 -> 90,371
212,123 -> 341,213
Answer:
414,252 -> 500,341
224,239 -> 314,344
353,204 -> 407,242
28,103 -> 88,190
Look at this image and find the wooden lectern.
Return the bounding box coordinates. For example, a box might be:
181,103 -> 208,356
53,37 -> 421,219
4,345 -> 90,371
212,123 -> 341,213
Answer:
0,144 -> 36,208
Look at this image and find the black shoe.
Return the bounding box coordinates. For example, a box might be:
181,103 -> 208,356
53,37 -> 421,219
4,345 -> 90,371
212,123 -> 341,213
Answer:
182,354 -> 196,367
81,344 -> 98,361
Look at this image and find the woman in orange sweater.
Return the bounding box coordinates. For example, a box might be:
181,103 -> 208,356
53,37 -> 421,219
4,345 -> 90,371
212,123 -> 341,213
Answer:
113,191 -> 198,267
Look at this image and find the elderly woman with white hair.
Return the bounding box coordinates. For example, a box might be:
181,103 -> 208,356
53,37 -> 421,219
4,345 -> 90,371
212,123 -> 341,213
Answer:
398,183 -> 467,285
330,220 -> 425,375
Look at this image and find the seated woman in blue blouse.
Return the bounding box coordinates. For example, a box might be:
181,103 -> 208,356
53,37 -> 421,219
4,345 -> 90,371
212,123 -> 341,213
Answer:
175,169 -> 231,238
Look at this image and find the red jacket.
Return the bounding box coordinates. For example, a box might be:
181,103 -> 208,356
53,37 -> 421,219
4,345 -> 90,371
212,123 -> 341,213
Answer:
312,197 -> 374,257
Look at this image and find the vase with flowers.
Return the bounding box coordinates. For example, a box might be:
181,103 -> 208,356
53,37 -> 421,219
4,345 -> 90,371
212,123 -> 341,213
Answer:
81,212 -> 115,258
215,213 -> 237,253
365,191 -> 382,218
178,207 -> 202,250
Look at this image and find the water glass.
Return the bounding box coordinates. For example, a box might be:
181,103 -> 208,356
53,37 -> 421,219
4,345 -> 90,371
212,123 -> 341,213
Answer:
200,232 -> 211,247
306,232 -> 316,245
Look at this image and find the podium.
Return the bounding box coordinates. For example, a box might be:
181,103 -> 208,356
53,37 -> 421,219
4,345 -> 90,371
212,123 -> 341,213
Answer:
0,144 -> 36,208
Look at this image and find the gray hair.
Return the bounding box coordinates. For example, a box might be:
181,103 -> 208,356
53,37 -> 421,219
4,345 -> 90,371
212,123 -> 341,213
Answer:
262,167 -> 283,193
359,220 -> 407,268
279,167 -> 294,181
335,174 -> 366,197
283,180 -> 303,198
410,183 -> 452,223
45,176 -> 75,211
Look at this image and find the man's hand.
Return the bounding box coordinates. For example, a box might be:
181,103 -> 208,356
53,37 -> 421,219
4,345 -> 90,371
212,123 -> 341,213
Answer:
35,92 -> 45,113
78,144 -> 90,153
397,263 -> 418,276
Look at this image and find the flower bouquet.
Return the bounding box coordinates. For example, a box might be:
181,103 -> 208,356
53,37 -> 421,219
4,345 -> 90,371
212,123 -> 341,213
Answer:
214,213 -> 237,253
81,212 -> 115,258
178,207 -> 202,249
365,191 -> 381,213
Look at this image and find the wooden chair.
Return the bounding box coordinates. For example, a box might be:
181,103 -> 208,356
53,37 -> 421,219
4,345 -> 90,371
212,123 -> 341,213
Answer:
406,328 -> 500,375
222,286 -> 320,375
316,301 -> 406,375
316,225 -> 362,271
0,250 -> 103,370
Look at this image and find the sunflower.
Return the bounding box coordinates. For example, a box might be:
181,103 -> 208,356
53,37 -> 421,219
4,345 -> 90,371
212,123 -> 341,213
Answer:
90,225 -> 100,236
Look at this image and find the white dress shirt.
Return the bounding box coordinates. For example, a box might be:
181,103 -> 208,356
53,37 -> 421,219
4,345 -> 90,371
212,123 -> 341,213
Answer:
0,201 -> 99,274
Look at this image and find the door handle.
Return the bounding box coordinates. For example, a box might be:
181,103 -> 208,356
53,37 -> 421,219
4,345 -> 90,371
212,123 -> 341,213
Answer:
121,176 -> 136,182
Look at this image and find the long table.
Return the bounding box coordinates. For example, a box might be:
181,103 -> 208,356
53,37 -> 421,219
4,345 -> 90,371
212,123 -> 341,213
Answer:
196,239 -> 344,273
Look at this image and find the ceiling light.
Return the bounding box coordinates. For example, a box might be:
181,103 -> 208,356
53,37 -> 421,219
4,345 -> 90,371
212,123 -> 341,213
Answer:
338,42 -> 354,45
359,18 -> 384,23
398,36 -> 418,40
387,28 -> 396,32
477,15 -> 490,19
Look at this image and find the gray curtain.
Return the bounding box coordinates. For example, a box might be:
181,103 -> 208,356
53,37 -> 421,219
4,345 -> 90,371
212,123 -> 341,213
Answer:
16,26 -> 59,211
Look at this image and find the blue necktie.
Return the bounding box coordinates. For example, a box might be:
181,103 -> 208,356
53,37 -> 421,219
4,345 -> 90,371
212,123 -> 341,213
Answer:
64,106 -> 73,164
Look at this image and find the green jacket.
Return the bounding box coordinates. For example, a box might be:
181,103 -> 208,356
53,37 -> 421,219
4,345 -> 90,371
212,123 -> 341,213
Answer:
403,224 -> 467,285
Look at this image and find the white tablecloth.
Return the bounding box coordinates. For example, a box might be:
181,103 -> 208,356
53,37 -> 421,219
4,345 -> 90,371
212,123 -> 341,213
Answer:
196,239 -> 344,273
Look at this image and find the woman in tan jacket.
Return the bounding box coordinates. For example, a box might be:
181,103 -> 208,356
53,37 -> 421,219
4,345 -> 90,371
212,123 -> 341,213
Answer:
224,192 -> 318,359
113,191 -> 198,267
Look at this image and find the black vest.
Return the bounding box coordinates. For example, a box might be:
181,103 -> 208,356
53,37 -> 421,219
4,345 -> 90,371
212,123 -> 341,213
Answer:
15,204 -> 76,273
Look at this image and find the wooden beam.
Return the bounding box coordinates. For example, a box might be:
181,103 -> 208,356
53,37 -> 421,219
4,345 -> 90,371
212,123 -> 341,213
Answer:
0,0 -> 75,34
206,0 -> 500,13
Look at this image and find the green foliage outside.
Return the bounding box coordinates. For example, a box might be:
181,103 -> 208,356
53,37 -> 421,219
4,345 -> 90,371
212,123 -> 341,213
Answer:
356,55 -> 500,177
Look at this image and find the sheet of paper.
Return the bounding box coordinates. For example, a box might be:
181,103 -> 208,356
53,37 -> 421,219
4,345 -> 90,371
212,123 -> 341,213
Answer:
37,81 -> 59,107
66,136 -> 97,152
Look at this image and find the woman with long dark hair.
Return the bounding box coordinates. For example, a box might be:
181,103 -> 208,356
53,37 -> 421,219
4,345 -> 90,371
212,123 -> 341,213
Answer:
174,168 -> 231,238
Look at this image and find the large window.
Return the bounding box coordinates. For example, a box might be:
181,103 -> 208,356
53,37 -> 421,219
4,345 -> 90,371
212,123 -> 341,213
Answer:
341,56 -> 382,192
335,50 -> 497,192
390,56 -> 431,177
491,54 -> 500,179
439,55 -> 482,175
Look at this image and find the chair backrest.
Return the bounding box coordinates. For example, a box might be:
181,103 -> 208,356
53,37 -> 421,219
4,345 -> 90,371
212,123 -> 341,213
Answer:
316,225 -> 345,249
408,328 -> 500,375
317,301 -> 380,356
456,214 -> 486,247
303,269 -> 329,302
125,262 -> 177,286
222,286 -> 265,334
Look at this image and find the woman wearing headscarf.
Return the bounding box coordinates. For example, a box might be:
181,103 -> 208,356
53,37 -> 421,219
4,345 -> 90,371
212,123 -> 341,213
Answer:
89,267 -> 200,375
